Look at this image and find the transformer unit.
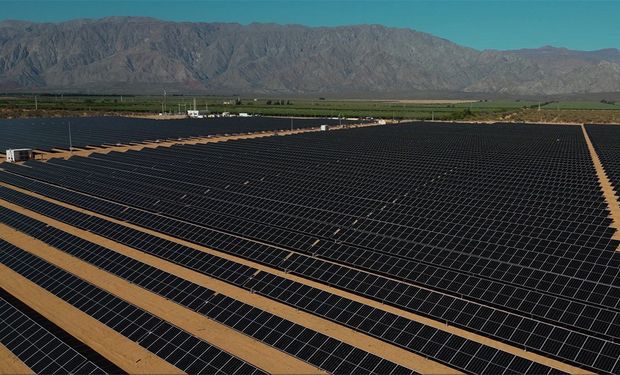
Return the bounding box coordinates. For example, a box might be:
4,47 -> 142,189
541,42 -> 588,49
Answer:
6,148 -> 33,163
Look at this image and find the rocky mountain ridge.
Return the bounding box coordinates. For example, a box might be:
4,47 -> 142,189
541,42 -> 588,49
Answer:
0,17 -> 618,96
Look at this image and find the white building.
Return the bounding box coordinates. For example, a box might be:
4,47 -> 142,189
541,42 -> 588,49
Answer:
187,110 -> 204,118
6,148 -> 33,162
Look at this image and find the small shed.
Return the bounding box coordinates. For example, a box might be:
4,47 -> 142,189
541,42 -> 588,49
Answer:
187,110 -> 203,118
6,148 -> 33,163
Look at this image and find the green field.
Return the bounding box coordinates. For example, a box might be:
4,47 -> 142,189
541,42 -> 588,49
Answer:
1,95 -> 618,120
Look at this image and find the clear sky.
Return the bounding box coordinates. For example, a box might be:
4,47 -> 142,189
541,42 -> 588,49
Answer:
1,0 -> 619,51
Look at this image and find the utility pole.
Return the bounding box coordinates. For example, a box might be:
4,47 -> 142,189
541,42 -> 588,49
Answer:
178,103 -> 181,114
163,88 -> 167,114
35,95 -> 38,110
432,111 -> 435,121
68,121 -> 73,153
290,117 -> 293,131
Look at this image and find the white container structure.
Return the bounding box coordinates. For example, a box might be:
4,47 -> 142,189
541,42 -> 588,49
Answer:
187,110 -> 204,118
320,125 -> 330,131
6,148 -> 33,163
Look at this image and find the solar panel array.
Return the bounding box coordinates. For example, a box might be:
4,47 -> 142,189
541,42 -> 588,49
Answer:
586,124 -> 620,196
1,121 -> 619,374
0,239 -> 266,375
0,204 -> 416,375
0,116 -> 354,152
0,289 -> 120,374
0,187 -> 555,374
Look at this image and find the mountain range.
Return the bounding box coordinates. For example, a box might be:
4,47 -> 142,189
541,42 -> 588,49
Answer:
0,17 -> 619,97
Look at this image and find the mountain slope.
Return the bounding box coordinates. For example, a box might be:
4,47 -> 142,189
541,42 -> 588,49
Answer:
0,17 -> 618,96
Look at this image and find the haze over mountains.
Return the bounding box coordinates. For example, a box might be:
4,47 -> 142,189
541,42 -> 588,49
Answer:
0,17 -> 619,97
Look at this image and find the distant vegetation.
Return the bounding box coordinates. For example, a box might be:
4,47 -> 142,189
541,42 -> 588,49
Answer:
0,94 -> 619,123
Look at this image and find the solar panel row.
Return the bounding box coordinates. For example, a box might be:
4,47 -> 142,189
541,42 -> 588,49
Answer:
1,122 -> 618,373
0,204 -> 415,375
0,116 -> 354,152
0,239 -> 266,375
0,186 -> 555,374
36,133 -> 620,301
0,290 -> 115,374
1,123 -> 619,372
243,272 -> 555,375
87,126 -> 617,289
12,153 -> 620,312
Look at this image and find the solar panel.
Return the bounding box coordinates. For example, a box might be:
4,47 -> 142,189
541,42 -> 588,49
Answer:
2,151 -> 619,372
0,289 -> 117,374
0,189 -> 558,374
0,205 -> 415,375
243,271 -> 556,375
0,116 -> 357,152
2,122 -> 619,373
585,124 -> 620,197
0,239 -> 265,375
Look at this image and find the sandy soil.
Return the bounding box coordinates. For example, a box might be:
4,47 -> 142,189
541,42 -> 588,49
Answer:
124,114 -> 189,120
0,343 -> 33,375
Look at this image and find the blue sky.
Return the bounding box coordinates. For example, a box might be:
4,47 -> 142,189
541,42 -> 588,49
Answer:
1,1 -> 619,51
